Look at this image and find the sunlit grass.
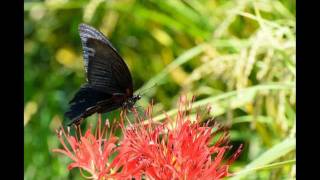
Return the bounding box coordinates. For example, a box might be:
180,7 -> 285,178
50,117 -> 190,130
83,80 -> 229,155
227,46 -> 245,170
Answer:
24,0 -> 295,179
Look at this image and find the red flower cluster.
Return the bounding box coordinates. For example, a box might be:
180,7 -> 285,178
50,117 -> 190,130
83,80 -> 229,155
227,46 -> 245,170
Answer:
52,117 -> 118,179
53,96 -> 242,180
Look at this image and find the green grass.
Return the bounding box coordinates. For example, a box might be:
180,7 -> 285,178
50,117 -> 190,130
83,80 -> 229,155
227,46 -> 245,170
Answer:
24,0 -> 296,179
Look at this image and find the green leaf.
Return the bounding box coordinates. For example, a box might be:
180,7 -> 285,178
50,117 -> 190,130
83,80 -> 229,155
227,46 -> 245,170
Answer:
138,44 -> 206,94
152,83 -> 294,122
231,159 -> 295,177
228,137 -> 296,180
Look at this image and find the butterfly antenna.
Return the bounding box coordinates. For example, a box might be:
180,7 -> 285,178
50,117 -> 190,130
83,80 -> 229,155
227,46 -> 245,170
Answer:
138,83 -> 158,96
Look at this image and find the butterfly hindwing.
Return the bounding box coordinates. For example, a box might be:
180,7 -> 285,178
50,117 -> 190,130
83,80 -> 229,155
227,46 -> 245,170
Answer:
65,85 -> 116,124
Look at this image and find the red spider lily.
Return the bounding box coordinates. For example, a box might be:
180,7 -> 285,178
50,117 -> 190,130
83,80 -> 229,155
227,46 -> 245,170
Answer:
112,96 -> 243,180
52,115 -> 118,179
53,96 -> 242,180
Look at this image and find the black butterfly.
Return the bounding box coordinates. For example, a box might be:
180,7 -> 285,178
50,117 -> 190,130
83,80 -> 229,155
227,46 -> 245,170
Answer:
65,24 -> 141,125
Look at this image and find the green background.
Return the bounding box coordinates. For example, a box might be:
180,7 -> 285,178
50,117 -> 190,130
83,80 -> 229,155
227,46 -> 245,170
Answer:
24,0 -> 296,179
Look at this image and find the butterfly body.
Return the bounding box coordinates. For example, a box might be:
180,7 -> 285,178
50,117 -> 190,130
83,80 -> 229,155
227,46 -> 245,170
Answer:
65,24 -> 140,125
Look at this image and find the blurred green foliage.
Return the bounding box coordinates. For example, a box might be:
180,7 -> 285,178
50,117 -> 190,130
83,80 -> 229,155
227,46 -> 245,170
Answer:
24,0 -> 295,179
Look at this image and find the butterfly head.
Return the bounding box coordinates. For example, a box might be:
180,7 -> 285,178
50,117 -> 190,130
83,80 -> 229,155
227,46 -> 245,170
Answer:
132,94 -> 141,102
123,94 -> 141,110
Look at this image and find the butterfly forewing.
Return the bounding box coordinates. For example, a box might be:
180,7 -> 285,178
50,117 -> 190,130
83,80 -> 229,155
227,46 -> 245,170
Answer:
79,24 -> 133,94
85,38 -> 133,94
79,23 -> 119,74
